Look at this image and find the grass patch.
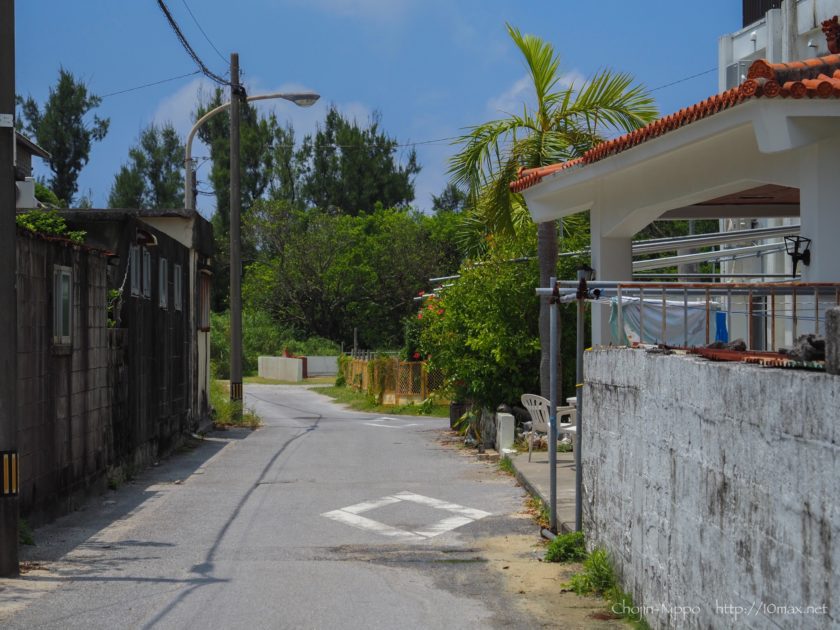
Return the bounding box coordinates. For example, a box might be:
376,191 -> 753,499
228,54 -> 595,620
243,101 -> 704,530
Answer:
545,530 -> 586,563
243,375 -> 334,385
498,456 -> 515,475
557,440 -> 574,453
18,519 -> 34,546
211,379 -> 261,429
317,385 -> 449,417
566,545 -> 651,630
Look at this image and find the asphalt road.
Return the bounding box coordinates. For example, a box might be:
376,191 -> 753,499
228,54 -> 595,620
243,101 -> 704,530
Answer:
3,384 -> 545,630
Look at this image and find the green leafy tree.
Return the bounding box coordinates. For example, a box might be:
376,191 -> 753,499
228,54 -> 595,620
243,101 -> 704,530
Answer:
243,202 -> 451,348
297,107 -> 420,215
431,182 -> 468,214
18,68 -> 110,205
108,123 -> 184,209
449,24 -> 656,396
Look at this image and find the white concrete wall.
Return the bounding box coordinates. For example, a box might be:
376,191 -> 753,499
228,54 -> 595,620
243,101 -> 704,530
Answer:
305,356 -> 339,376
583,348 -> 838,629
258,356 -> 303,382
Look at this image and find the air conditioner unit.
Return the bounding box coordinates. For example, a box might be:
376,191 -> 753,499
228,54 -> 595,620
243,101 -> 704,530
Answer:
15,177 -> 38,209
725,60 -> 752,90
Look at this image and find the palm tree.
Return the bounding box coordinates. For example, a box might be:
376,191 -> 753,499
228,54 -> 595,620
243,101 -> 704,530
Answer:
449,24 -> 657,397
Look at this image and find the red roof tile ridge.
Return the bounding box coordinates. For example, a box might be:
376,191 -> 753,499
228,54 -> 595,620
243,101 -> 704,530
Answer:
510,52 -> 840,194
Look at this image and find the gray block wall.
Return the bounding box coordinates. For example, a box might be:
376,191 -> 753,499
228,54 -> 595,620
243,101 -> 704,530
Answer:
16,235 -> 113,523
583,348 -> 838,630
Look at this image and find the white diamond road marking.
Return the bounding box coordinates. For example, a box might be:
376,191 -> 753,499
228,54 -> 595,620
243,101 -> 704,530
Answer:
322,491 -> 491,541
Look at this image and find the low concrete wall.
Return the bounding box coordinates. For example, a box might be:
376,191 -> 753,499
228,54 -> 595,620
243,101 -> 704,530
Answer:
583,348 -> 839,630
305,355 -> 339,376
258,356 -> 303,382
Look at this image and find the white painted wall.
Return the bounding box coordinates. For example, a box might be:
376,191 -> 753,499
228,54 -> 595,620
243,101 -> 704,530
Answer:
258,356 -> 303,382
582,348 -> 839,629
305,356 -> 339,376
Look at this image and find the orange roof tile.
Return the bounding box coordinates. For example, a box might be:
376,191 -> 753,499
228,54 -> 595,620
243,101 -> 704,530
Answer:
511,51 -> 840,194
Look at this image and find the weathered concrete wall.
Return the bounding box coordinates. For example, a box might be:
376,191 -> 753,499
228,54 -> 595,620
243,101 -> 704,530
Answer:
583,348 -> 839,630
16,233 -> 113,523
305,356 -> 339,376
827,307 -> 840,375
258,356 -> 303,382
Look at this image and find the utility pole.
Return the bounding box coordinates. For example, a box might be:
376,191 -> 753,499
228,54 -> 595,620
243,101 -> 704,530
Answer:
0,0 -> 20,576
229,53 -> 243,406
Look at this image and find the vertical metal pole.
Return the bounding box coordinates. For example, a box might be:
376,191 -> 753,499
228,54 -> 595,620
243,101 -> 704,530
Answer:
771,289 -> 777,352
617,285 -> 625,346
639,287 -> 645,344
705,288 -> 711,345
792,288 -> 798,340
660,288 -> 666,344
229,53 -> 243,405
814,288 -> 819,336
575,281 -> 584,532
748,288 -> 754,350
0,0 -> 20,576
683,288 -> 688,347
548,277 -> 558,533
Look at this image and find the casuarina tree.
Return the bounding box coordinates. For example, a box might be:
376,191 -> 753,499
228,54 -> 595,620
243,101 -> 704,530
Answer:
108,123 -> 184,209
449,24 -> 657,397
18,68 -> 109,206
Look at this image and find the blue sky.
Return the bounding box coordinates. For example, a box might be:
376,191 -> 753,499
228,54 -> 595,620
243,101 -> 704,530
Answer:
15,1 -> 742,215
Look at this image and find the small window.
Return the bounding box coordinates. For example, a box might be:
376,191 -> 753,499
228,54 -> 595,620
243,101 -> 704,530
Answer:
198,272 -> 211,331
53,265 -> 72,345
174,264 -> 183,311
143,249 -> 152,298
159,258 -> 168,309
130,246 -> 141,297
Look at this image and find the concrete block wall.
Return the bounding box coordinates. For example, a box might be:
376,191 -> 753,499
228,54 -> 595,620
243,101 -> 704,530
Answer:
305,356 -> 339,376
583,348 -> 839,630
16,236 -> 113,523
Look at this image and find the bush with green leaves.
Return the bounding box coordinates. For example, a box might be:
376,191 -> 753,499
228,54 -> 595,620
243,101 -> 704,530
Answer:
568,547 -> 616,595
417,244 -> 540,410
16,209 -> 86,244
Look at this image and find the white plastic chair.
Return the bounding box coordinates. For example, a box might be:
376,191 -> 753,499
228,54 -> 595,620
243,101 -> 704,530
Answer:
521,394 -> 577,461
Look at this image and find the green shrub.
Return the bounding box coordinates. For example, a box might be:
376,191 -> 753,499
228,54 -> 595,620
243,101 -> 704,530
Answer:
16,209 -> 85,244
545,531 -> 586,563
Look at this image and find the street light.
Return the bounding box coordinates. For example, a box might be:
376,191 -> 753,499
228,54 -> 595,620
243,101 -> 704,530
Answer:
185,52 -> 319,405
184,89 -> 320,210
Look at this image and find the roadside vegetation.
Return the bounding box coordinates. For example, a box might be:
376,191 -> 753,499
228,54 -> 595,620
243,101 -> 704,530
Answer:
317,385 -> 448,417
209,375 -> 260,430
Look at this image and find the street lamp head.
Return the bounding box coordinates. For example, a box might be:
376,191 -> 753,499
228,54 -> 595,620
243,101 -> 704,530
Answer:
286,92 -> 320,107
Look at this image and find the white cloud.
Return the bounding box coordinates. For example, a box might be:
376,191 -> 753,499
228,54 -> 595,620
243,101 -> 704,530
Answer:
152,77 -> 214,136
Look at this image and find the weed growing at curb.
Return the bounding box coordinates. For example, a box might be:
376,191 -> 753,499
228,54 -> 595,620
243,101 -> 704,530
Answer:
525,495 -> 550,529
498,456 -> 515,475
545,531 -> 586,562
566,546 -> 651,629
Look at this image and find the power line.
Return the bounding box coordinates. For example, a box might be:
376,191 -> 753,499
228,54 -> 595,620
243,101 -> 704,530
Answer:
100,70 -> 201,99
180,0 -> 228,67
156,0 -> 232,89
650,67 -> 717,93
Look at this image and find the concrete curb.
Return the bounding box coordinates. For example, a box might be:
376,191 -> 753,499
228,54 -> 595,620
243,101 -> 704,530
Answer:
504,452 -> 575,534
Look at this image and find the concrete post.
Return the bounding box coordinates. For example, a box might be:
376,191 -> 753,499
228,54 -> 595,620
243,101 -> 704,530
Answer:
799,140 -> 840,282
0,0 -> 19,576
229,53 -> 243,405
590,207 -> 632,345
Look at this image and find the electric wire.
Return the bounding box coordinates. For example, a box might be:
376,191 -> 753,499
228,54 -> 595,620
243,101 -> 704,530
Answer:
99,70 -> 201,99
180,0 -> 229,66
156,0 -> 232,88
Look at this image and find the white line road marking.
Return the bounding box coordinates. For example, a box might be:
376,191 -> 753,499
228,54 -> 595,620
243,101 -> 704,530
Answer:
321,492 -> 491,541
321,510 -> 425,541
362,422 -> 419,428
362,417 -> 419,429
